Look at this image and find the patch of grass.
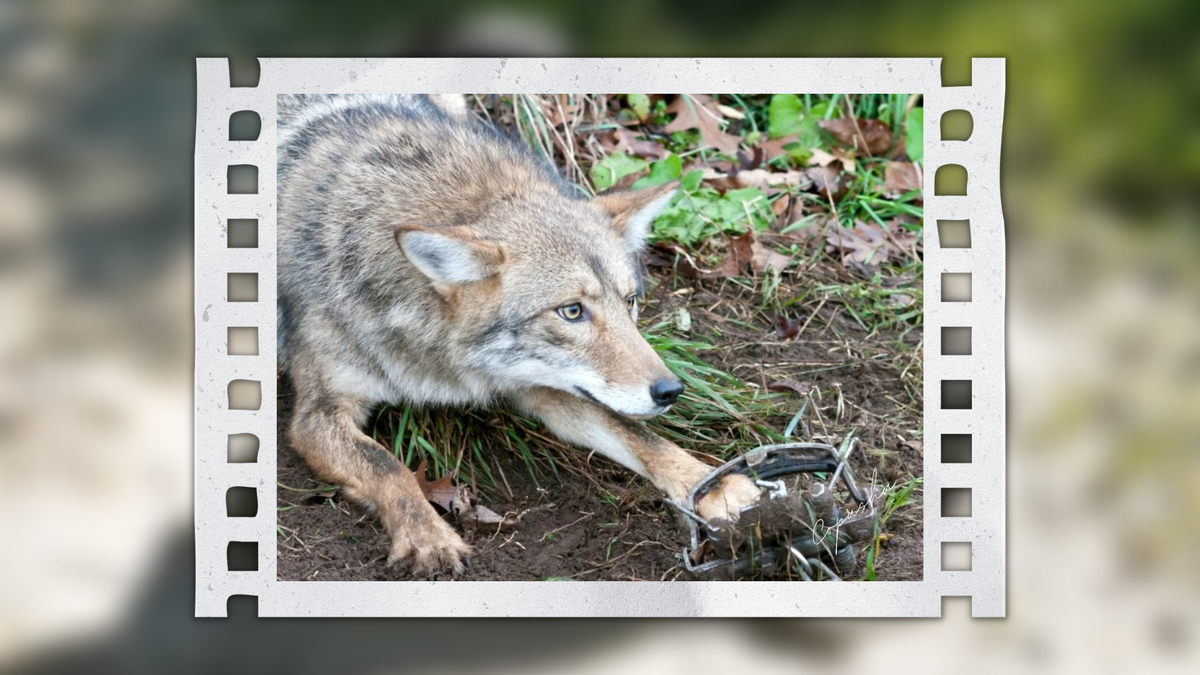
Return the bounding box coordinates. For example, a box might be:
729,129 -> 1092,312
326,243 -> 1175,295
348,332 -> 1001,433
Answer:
880,476 -> 923,526
651,174 -> 775,247
862,476 -> 924,580
644,322 -> 791,453
808,275 -> 923,337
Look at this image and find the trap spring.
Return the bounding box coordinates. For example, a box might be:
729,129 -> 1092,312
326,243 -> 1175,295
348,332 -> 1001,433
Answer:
673,441 -> 879,579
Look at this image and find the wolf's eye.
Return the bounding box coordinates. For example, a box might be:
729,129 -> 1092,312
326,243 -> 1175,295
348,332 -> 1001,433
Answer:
556,303 -> 585,322
626,295 -> 638,315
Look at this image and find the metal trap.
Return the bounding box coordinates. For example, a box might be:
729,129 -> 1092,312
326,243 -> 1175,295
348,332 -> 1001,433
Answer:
674,441 -> 879,580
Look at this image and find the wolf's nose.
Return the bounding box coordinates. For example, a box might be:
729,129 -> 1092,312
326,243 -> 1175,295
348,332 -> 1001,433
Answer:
650,379 -> 684,407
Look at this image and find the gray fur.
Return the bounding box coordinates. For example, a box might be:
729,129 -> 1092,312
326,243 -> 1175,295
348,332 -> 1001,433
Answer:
275,94 -> 755,576
277,93 -> 671,410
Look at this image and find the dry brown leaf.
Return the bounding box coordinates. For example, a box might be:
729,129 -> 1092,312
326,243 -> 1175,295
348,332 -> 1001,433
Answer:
711,231 -> 755,277
831,148 -> 857,173
808,147 -> 837,167
677,232 -> 755,279
823,220 -> 920,268
775,315 -> 802,341
824,222 -> 889,266
808,147 -> 855,173
449,484 -> 473,513
758,133 -> 798,162
545,96 -> 579,127
769,192 -> 805,229
611,127 -> 668,161
414,460 -> 457,512
663,94 -> 742,156
736,146 -> 765,170
805,166 -> 847,199
699,167 -> 809,192
819,118 -> 893,156
734,168 -> 809,189
886,136 -> 910,161
770,193 -> 793,218
460,504 -> 522,531
450,485 -> 522,531
750,240 -> 794,274
883,161 -> 922,197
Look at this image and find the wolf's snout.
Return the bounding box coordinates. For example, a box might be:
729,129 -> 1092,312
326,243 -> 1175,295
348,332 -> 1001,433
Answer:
649,378 -> 684,407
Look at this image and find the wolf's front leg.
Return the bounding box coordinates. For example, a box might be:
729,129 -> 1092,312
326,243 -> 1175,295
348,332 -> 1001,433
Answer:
287,379 -> 469,576
514,388 -> 761,522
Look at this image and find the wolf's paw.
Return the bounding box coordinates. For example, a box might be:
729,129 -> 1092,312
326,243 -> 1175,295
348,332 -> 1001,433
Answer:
695,473 -> 762,523
386,515 -> 471,578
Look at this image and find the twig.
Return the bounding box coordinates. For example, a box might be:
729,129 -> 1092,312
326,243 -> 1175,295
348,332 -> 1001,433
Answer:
494,460 -> 513,501
794,296 -> 828,340
824,184 -> 846,267
543,511 -> 594,538
842,95 -> 874,159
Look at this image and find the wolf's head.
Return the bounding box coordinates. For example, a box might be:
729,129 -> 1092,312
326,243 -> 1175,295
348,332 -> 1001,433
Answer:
396,182 -> 683,417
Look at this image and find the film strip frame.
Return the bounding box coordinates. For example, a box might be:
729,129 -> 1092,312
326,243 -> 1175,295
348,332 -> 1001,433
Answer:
194,58 -> 1005,617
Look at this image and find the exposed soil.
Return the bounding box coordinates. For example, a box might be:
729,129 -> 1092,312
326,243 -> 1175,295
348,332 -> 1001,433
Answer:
276,266 -> 924,582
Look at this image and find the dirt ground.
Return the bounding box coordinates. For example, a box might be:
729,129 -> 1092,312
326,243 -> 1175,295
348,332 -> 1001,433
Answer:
276,262 -> 924,583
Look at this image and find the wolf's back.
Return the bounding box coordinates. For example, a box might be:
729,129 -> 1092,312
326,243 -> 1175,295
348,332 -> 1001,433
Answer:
274,93 -> 572,374
277,95 -> 418,367
274,94 -> 489,370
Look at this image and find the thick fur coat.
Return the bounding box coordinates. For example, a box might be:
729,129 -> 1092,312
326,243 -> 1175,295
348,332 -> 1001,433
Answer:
276,94 -> 760,575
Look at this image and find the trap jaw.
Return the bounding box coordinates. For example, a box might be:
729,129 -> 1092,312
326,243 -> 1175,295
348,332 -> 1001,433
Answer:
674,441 -> 879,580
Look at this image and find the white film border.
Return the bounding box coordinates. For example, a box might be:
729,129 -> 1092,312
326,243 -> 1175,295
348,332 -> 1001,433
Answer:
194,58 -> 1005,617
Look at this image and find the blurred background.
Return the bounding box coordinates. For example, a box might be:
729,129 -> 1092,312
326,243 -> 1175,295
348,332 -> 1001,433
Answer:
1,0 -> 1198,672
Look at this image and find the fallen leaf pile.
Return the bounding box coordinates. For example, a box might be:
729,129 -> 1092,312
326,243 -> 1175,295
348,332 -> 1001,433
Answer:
818,118 -> 893,156
415,460 -> 522,532
823,219 -> 920,268
663,94 -> 742,155
484,94 -> 925,279
751,239 -> 794,274
610,126 -> 668,161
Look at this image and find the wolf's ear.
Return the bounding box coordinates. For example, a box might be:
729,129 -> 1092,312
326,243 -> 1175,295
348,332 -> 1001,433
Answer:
395,225 -> 504,286
594,182 -> 679,252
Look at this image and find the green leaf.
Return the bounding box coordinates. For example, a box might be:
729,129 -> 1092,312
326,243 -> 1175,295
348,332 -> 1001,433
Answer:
905,107 -> 924,166
627,94 -> 651,121
632,154 -> 681,189
768,94 -> 824,158
591,152 -> 648,192
767,94 -> 804,139
724,187 -> 772,231
794,116 -> 823,149
723,187 -> 765,204
680,168 -> 704,192
782,141 -> 813,165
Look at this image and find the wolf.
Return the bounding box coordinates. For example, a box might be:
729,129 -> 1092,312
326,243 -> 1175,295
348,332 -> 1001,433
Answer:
276,93 -> 762,576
